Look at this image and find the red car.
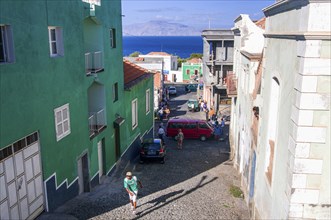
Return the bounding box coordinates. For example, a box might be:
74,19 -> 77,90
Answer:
166,119 -> 214,141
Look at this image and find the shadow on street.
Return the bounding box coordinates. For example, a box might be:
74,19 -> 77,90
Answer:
47,86 -> 231,220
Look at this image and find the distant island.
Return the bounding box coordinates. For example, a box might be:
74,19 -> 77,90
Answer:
123,20 -> 202,36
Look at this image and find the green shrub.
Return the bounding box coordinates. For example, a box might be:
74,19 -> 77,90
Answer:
229,185 -> 243,198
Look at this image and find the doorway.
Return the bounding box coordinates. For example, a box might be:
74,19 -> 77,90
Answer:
78,152 -> 90,194
249,151 -> 256,199
114,126 -> 121,160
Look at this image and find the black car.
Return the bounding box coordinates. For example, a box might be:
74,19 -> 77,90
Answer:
139,138 -> 166,163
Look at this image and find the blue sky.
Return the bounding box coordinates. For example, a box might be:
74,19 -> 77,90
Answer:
122,0 -> 275,30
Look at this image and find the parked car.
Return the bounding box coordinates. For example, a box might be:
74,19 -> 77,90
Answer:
166,119 -> 214,141
185,84 -> 203,92
187,99 -> 200,112
185,84 -> 198,92
139,138 -> 166,163
168,86 -> 177,95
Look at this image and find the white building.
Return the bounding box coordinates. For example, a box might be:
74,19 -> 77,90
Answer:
230,0 -> 331,219
139,52 -> 179,82
230,14 -> 265,206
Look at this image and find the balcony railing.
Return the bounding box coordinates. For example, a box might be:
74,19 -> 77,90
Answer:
85,51 -> 104,75
226,73 -> 237,97
88,109 -> 106,137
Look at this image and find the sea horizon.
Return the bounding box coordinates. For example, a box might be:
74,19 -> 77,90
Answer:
122,36 -> 203,59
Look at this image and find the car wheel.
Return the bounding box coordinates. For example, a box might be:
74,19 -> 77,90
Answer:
200,135 -> 207,141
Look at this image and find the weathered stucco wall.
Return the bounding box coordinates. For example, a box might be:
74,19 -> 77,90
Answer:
254,1 -> 331,219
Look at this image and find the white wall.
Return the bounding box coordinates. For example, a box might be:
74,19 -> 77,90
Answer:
255,1 -> 331,219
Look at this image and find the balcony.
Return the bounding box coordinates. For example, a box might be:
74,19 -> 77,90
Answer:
226,73 -> 237,97
85,51 -> 104,75
88,109 -> 106,138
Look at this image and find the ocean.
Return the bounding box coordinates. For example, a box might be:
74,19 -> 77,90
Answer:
122,36 -> 203,59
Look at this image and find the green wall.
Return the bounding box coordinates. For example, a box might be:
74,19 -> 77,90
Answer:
0,0 -> 125,186
122,76 -> 154,153
182,63 -> 202,81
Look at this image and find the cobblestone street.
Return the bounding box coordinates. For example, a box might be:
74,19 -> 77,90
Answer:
38,87 -> 249,220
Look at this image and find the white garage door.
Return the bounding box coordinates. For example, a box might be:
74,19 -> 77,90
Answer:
0,132 -> 44,220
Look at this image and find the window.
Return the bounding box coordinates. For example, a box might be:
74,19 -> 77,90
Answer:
265,77 -> 280,184
132,99 -> 138,129
146,89 -> 150,114
113,82 -> 118,102
186,69 -> 190,75
0,25 -> 15,63
54,104 -> 71,141
169,123 -> 184,129
110,28 -> 116,48
48,26 -> 64,57
199,123 -> 209,129
184,123 -> 197,129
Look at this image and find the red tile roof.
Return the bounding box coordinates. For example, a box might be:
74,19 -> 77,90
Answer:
187,58 -> 202,64
147,52 -> 171,56
123,59 -> 153,89
254,17 -> 266,30
135,57 -> 144,61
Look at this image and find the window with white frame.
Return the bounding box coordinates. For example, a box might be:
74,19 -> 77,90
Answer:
48,26 -> 64,57
146,89 -> 150,114
132,99 -> 138,129
110,28 -> 116,48
0,25 -> 15,63
54,104 -> 71,141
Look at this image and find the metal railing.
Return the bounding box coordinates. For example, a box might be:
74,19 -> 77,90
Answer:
85,52 -> 92,75
93,51 -> 103,72
88,109 -> 106,137
85,51 -> 103,75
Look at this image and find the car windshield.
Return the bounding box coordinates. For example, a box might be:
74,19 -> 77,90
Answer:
143,143 -> 161,150
169,88 -> 175,90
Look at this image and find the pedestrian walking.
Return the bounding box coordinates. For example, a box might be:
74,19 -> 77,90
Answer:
158,108 -> 164,121
213,122 -> 221,140
176,129 -> 184,149
124,171 -> 143,215
158,125 -> 165,143
205,108 -> 209,121
200,100 -> 204,111
208,107 -> 215,120
203,101 -> 207,112
220,118 -> 225,135
164,106 -> 170,120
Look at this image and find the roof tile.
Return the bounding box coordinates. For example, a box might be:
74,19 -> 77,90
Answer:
123,59 -> 151,87
147,52 -> 171,56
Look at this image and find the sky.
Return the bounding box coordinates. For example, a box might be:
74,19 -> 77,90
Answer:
122,0 -> 275,30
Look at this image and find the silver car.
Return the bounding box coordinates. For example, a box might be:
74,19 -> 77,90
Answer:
168,86 -> 177,95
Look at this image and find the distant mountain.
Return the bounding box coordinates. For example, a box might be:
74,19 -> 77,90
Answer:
123,20 -> 202,36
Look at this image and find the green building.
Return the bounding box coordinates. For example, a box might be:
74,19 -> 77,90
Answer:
182,58 -> 203,82
122,60 -> 154,153
0,0 -> 153,219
